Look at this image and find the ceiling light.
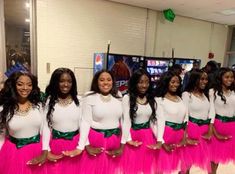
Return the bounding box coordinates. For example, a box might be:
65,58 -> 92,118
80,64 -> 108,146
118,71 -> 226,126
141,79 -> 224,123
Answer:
220,8 -> 235,15
26,2 -> 30,8
25,19 -> 30,23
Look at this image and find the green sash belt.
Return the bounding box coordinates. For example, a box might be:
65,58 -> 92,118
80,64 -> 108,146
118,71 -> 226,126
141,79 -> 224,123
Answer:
132,121 -> 150,130
165,121 -> 187,130
189,116 -> 211,126
215,114 -> 235,123
92,127 -> 120,138
52,129 -> 79,140
9,134 -> 40,149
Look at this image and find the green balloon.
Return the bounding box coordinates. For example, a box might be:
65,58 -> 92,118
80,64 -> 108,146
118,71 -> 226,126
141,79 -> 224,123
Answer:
163,9 -> 175,22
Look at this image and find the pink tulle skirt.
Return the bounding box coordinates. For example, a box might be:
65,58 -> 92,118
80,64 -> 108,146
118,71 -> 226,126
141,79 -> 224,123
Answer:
46,134 -> 81,174
79,128 -> 122,174
0,138 -> 46,174
183,122 -> 211,172
121,128 -> 158,174
155,126 -> 185,174
210,118 -> 235,164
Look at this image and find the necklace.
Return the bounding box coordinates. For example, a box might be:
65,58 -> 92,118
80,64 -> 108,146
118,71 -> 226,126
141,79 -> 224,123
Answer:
223,90 -> 232,97
57,96 -> 73,107
192,92 -> 206,101
136,96 -> 147,105
16,102 -> 32,116
100,94 -> 111,102
165,94 -> 181,102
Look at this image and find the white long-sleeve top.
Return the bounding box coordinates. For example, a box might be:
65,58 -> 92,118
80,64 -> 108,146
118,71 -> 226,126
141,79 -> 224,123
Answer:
77,93 -> 123,150
121,94 -> 165,143
208,89 -> 235,123
0,105 -> 48,150
182,92 -> 210,120
42,96 -> 82,151
155,97 -> 187,124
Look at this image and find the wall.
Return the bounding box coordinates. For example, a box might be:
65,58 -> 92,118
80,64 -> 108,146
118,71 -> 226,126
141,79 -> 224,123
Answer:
36,0 -> 228,93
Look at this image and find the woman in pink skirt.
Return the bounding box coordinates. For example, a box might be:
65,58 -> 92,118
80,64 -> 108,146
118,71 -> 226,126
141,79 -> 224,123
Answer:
121,69 -> 165,174
66,70 -> 124,174
208,67 -> 235,174
182,69 -> 212,173
43,68 -> 82,174
0,72 -> 48,174
155,71 -> 190,174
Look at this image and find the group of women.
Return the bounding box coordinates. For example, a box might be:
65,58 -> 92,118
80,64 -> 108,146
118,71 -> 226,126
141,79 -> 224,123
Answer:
0,66 -> 234,174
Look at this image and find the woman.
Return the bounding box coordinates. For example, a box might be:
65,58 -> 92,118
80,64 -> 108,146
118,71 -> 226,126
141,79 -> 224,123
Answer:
0,72 -> 47,174
67,70 -> 124,174
121,69 -> 165,174
155,71 -> 189,174
182,69 -> 211,173
44,68 -> 82,174
209,67 -> 235,174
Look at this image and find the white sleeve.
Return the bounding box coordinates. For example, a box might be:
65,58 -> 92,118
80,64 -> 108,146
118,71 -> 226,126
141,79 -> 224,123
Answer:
40,105 -> 51,151
77,96 -> 93,150
182,92 -> 190,123
121,95 -> 132,144
208,89 -> 216,123
154,101 -> 165,143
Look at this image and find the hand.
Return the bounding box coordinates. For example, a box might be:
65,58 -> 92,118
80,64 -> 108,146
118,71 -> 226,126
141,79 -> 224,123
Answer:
147,141 -> 162,150
202,132 -> 213,140
127,140 -> 142,147
106,144 -> 124,158
177,138 -> 187,147
62,149 -> 83,158
27,150 -> 48,166
85,145 -> 104,156
162,143 -> 176,152
186,138 -> 198,146
47,151 -> 63,162
213,126 -> 232,141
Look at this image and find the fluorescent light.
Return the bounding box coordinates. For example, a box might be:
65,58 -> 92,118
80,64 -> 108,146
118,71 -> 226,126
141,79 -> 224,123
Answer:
26,2 -> 30,8
220,8 -> 235,15
25,18 -> 30,23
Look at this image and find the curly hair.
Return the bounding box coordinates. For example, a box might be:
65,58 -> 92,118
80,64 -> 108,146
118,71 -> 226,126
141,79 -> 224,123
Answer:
0,72 -> 41,131
154,71 -> 182,98
213,67 -> 234,104
128,69 -> 156,123
45,68 -> 79,127
88,69 -> 120,98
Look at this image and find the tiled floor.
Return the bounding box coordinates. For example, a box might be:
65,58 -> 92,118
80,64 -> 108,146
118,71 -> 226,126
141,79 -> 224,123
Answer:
190,163 -> 235,174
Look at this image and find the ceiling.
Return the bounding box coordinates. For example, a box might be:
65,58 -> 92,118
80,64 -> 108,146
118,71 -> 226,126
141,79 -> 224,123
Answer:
4,0 -> 29,29
109,0 -> 235,25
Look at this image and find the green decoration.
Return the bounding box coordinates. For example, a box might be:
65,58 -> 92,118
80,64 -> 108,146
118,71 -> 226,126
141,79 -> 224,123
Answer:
163,9 -> 175,22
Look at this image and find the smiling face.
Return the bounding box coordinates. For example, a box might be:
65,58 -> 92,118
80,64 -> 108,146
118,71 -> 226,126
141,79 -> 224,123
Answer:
222,71 -> 234,89
16,75 -> 33,100
137,74 -> 149,95
98,72 -> 113,95
59,72 -> 72,95
168,75 -> 180,93
197,72 -> 208,90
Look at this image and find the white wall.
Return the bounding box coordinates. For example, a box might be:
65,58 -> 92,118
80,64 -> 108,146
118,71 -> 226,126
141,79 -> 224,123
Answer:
36,0 -> 228,93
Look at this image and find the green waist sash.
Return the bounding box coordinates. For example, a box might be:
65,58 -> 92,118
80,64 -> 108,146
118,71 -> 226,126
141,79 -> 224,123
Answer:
92,127 -> 120,138
189,116 -> 211,126
165,121 -> 187,130
9,134 -> 40,149
132,121 -> 150,130
52,129 -> 79,140
215,114 -> 235,123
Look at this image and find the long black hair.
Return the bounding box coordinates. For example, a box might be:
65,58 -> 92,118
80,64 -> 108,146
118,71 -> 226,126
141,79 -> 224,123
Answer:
0,72 -> 41,131
128,69 -> 156,122
45,68 -> 79,127
88,69 -> 120,98
155,71 -> 182,98
184,69 -> 209,99
213,67 -> 234,104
